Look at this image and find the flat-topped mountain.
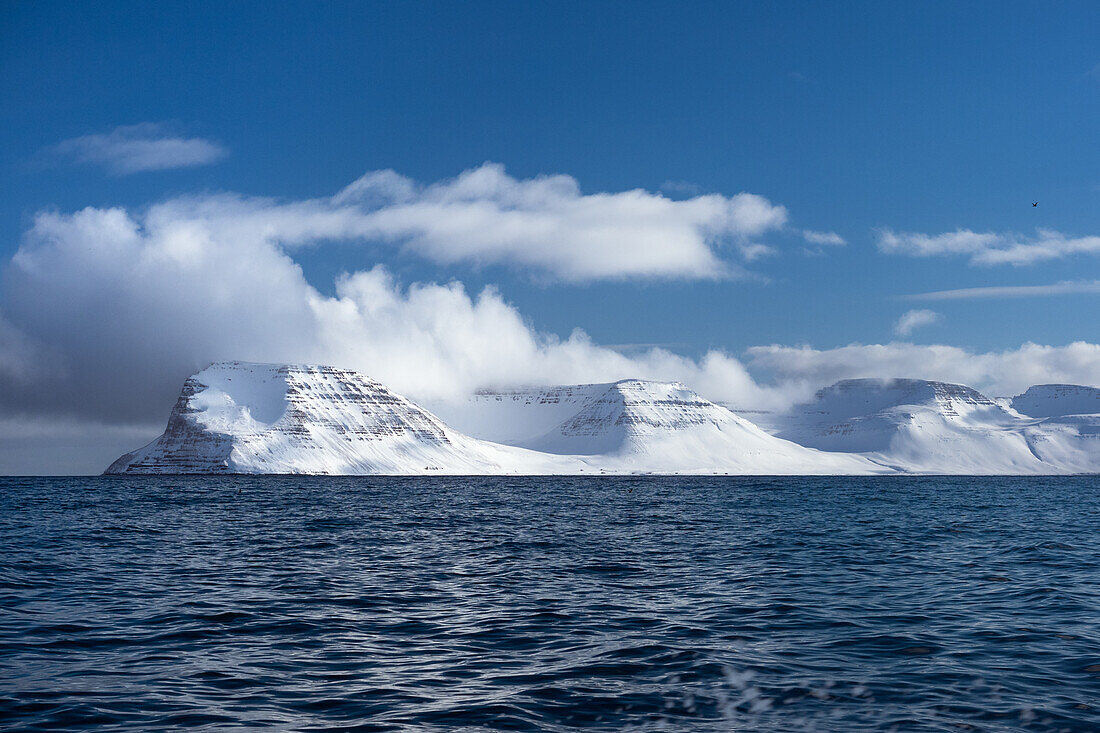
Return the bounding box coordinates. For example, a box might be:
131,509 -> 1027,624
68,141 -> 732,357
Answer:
800,378 -> 996,421
771,378 -> 1099,474
106,362 -> 522,474
108,365 -> 884,475
106,365 -> 1100,475
447,380 -> 741,452
527,379 -> 742,454
436,383 -> 612,446
436,379 -> 883,474
1004,384 -> 1100,474
1011,384 -> 1100,418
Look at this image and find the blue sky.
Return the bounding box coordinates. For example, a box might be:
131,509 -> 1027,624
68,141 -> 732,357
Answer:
4,0 -> 1098,350
2,1 -> 1100,471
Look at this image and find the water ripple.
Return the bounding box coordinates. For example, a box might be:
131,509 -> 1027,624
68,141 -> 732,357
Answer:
1,475 -> 1100,731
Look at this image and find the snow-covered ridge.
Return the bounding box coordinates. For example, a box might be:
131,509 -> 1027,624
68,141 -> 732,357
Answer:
801,378 -> 995,419
522,379 -> 768,454
517,379 -> 880,473
435,379 -> 879,472
106,364 -> 1100,475
767,377 -> 1100,474
436,383 -> 611,445
106,362 -> 513,474
446,380 -> 741,451
106,363 -> 883,475
1011,384 -> 1100,418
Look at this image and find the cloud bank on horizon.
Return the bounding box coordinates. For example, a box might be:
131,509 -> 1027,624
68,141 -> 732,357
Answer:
3,162 -> 1100,452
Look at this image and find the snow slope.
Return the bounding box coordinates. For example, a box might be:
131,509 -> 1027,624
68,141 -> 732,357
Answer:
108,365 -> 884,475
105,362 -> 572,475
772,378 -> 1100,474
1008,385 -> 1100,473
438,380 -> 884,474
431,384 -> 610,446
106,365 -> 1100,475
1011,384 -> 1100,418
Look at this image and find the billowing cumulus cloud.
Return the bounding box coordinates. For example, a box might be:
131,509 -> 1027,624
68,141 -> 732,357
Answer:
51,123 -> 228,174
4,173 -> 1100,473
331,163 -> 789,280
4,198 -> 1100,424
0,200 -> 794,433
893,309 -> 940,336
75,163 -> 790,283
877,228 -> 1100,266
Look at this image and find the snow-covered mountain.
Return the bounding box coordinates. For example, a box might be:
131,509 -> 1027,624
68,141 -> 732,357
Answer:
1011,384 -> 1100,418
433,384 -> 609,446
107,364 -> 883,475
106,362 -> 567,475
435,380 -> 883,474
1007,384 -> 1100,474
106,364 -> 1100,475
768,378 -> 1100,474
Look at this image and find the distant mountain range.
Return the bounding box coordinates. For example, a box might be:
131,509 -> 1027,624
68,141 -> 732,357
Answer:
106,362 -> 1100,475
761,379 -> 1100,474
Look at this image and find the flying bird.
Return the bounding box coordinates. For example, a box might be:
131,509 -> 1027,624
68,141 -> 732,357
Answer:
1032,202 -> 1038,207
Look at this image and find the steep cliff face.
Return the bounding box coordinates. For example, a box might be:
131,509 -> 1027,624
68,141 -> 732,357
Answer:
107,376 -> 236,474
106,362 -> 507,474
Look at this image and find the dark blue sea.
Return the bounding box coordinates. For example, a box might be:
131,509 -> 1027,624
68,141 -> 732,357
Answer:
2,477 -> 1100,731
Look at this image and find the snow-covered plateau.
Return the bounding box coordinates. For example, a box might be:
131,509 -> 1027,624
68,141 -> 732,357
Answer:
106,363 -> 1100,475
763,379 -> 1100,474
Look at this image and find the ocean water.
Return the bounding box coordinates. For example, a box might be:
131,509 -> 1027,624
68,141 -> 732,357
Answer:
2,477 -> 1100,732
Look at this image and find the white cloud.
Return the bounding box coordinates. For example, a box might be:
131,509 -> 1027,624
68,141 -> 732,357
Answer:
893,309 -> 940,336
6,174 -> 1100,472
876,228 -> 998,257
333,163 -> 789,280
0,200 -> 795,435
55,163 -> 790,282
802,229 -> 846,246
51,123 -> 228,174
5,197 -> 1100,433
877,228 -> 1100,266
746,341 -> 1100,398
907,280 -> 1100,300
